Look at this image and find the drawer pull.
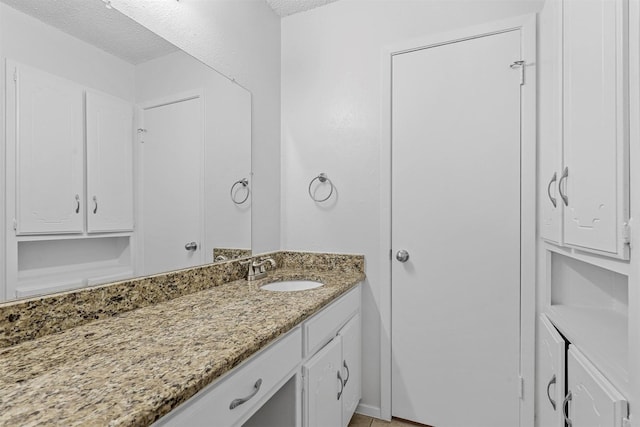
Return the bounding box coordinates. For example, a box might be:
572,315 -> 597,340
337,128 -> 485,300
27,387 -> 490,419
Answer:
546,374 -> 557,410
229,378 -> 262,410
337,371 -> 344,400
343,360 -> 350,387
563,390 -> 572,427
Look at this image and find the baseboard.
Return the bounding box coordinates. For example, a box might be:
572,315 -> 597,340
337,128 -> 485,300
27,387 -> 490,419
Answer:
356,403 -> 383,420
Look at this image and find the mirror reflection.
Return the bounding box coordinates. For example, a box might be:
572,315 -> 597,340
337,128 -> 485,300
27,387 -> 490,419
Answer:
1,0 -> 252,302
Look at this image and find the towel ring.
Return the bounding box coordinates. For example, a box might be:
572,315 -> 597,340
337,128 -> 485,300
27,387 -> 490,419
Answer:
308,173 -> 334,203
230,178 -> 250,205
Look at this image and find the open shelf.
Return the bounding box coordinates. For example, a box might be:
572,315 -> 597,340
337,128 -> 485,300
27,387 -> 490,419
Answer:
11,236 -> 134,300
548,251 -> 629,397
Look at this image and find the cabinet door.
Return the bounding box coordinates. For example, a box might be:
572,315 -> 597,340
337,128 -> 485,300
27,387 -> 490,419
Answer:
567,345 -> 628,427
303,337 -> 343,427
86,90 -> 134,232
15,64 -> 84,234
562,0 -> 629,257
338,314 -> 361,427
537,315 -> 566,427
538,0 -> 563,244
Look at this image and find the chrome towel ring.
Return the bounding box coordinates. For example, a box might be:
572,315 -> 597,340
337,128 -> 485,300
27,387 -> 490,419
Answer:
230,178 -> 250,205
308,173 -> 334,202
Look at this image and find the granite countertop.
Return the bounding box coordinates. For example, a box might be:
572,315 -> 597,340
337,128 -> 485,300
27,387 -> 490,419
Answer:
0,266 -> 364,426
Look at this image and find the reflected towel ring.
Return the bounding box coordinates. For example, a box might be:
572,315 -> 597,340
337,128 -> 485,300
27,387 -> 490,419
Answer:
308,173 -> 334,202
230,178 -> 250,205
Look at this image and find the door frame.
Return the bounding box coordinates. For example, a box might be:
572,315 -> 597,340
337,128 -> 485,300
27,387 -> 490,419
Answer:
135,89 -> 206,276
378,15 -> 537,425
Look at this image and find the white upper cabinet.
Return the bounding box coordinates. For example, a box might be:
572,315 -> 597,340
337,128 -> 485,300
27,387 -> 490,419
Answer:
538,0 -> 630,259
562,0 -> 629,257
9,62 -> 134,236
86,90 -> 134,233
14,63 -> 84,234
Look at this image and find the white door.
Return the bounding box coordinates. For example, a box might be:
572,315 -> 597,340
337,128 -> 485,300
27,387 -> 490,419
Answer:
562,0 -> 628,255
139,96 -> 203,275
538,315 -> 566,427
303,337 -> 343,427
391,30 -> 522,427
567,345 -> 628,427
14,63 -> 84,234
338,314 -> 361,427
86,90 -> 134,233
538,0 -> 563,244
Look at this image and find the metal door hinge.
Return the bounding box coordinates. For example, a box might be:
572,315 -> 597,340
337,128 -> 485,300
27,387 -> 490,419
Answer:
518,376 -> 524,399
510,60 -> 525,85
623,221 -> 631,246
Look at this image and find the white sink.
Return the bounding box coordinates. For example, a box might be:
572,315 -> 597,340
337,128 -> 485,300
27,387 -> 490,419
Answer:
260,280 -> 324,292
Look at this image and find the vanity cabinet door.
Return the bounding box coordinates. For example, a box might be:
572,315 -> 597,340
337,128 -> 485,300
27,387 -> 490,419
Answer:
303,337 -> 343,427
86,90 -> 134,233
14,62 -> 84,234
537,315 -> 566,427
566,345 -> 628,427
338,313 -> 361,427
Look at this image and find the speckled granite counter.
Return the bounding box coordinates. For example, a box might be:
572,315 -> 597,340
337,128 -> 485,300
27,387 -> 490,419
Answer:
0,252 -> 365,426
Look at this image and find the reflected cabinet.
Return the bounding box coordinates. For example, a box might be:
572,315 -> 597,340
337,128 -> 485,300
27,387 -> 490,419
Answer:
11,61 -> 134,235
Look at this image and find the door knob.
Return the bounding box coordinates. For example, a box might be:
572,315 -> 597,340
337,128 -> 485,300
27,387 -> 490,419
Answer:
185,242 -> 198,251
396,250 -> 410,262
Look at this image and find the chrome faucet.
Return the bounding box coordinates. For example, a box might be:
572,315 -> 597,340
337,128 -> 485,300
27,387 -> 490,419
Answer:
242,257 -> 277,281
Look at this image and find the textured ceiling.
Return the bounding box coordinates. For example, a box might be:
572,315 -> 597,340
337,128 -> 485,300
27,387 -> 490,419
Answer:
265,0 -> 342,17
0,0 -> 178,64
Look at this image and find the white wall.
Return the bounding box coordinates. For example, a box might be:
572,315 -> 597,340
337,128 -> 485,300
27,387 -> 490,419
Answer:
281,0 -> 543,414
111,0 -> 281,253
135,51 -> 252,261
0,3 -> 135,101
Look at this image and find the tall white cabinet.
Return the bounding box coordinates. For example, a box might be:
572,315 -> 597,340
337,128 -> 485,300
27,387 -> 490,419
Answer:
539,0 -> 630,259
4,61 -> 135,300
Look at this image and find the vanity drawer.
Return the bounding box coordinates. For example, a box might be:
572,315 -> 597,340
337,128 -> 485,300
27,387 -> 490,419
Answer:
304,285 -> 361,357
157,327 -> 302,427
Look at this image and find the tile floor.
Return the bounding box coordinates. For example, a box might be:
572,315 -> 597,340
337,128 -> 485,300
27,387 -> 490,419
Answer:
348,413 -> 431,427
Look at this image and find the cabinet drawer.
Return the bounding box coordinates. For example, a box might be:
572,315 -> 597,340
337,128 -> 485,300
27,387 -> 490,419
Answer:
304,285 -> 360,357
157,327 -> 302,427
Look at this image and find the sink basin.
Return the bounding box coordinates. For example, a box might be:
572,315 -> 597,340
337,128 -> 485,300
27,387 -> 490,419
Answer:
260,280 -> 324,292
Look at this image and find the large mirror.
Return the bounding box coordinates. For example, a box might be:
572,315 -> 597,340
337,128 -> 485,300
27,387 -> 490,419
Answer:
0,0 -> 252,302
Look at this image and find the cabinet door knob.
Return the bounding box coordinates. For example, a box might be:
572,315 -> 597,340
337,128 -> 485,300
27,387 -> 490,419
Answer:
546,374 -> 557,410
396,250 -> 410,263
563,390 -> 572,427
547,173 -> 557,208
337,371 -> 344,400
342,360 -> 350,387
558,167 -> 569,206
75,194 -> 80,214
229,378 -> 262,410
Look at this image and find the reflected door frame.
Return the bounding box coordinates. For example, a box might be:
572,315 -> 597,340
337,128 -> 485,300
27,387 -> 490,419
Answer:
135,89 -> 206,276
377,14 -> 537,425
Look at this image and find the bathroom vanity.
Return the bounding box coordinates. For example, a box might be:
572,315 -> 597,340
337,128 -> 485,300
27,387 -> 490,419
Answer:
0,252 -> 364,427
